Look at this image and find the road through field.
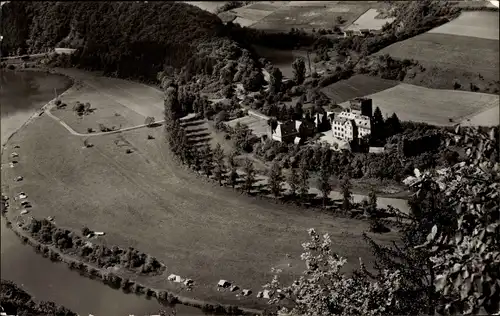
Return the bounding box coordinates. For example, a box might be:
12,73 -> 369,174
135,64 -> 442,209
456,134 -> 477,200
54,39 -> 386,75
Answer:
2,69 -> 408,309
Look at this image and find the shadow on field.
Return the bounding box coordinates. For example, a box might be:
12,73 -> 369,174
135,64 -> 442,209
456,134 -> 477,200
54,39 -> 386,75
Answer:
181,120 -> 205,128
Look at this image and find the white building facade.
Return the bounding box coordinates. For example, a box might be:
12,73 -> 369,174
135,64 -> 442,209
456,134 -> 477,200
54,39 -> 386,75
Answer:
331,108 -> 371,142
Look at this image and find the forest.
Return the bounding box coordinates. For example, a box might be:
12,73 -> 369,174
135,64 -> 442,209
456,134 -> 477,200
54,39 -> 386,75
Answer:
0,1 -> 234,81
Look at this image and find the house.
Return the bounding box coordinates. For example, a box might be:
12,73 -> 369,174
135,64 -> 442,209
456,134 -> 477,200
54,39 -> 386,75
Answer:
263,289 -> 273,299
343,30 -> 355,38
356,29 -> 371,36
331,117 -> 357,142
270,120 -> 297,143
18,192 -> 27,199
230,285 -> 239,292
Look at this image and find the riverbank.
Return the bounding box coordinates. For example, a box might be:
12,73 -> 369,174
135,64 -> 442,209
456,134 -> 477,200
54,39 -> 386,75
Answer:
0,68 -> 73,145
1,209 -> 260,315
0,279 -> 77,316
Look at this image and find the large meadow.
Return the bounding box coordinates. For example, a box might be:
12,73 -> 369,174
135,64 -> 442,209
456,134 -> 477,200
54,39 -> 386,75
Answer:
1,70 -> 399,310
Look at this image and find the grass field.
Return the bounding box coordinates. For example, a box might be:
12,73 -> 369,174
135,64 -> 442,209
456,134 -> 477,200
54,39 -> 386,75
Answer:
1,70 -> 400,310
321,74 -> 399,104
229,1 -> 381,32
377,27 -> 499,92
460,103 -> 499,127
428,11 -> 499,40
345,8 -> 395,31
338,83 -> 500,126
184,1 -> 228,13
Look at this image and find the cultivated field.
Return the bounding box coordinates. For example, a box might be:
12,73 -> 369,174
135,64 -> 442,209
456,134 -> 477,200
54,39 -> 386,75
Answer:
228,1 -> 384,32
377,12 -> 499,92
428,11 -> 499,40
460,103 -> 499,127
345,8 -> 395,31
321,74 -> 399,104
1,70 -> 400,310
338,83 -> 500,126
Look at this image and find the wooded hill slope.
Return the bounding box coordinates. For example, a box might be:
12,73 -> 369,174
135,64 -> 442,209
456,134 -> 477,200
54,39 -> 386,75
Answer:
0,1 -> 239,81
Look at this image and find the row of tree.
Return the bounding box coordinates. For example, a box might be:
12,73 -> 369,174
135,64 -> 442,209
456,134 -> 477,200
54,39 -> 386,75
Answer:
26,218 -> 165,276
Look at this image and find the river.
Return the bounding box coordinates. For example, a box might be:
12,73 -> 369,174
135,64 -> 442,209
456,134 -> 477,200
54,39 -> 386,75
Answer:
0,69 -> 204,316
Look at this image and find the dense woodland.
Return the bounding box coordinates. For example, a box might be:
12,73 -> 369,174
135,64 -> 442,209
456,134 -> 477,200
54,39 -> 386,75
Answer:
0,1 -> 243,81
1,279 -> 76,316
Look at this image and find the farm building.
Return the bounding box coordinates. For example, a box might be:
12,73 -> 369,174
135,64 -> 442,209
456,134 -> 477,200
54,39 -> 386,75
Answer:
270,120 -> 297,143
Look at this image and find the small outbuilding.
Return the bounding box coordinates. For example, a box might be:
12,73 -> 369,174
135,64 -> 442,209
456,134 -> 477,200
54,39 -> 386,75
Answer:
256,291 -> 263,298
18,192 -> 27,199
184,279 -> 194,286
11,152 -> 19,158
217,280 -> 231,288
229,285 -> 239,292
20,210 -> 29,215
15,176 -> 23,182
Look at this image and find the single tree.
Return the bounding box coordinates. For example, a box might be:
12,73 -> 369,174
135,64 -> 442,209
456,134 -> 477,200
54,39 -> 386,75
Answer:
292,57 -> 306,85
145,116 -> 155,127
213,144 -> 226,185
287,167 -> 299,198
200,145 -> 213,178
371,106 -> 386,145
366,189 -> 377,216
318,166 -> 332,208
242,158 -> 255,193
268,161 -> 283,199
269,67 -> 283,93
298,158 -> 310,202
341,176 -> 352,211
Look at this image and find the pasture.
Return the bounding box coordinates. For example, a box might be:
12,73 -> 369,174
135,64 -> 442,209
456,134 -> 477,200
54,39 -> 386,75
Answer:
338,83 -> 500,126
229,1 -> 383,32
460,103 -> 499,127
321,74 -> 399,104
345,8 -> 395,31
428,11 -> 499,40
1,70 -> 399,310
377,32 -> 499,91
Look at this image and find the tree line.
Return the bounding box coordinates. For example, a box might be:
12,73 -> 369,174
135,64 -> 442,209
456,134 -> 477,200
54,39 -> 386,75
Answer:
25,218 -> 165,276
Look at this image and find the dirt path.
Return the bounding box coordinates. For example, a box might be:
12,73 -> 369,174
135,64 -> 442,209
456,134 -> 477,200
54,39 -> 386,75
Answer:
45,105 -> 165,137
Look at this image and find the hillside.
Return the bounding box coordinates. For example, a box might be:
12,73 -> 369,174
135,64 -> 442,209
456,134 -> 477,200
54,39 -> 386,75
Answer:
0,1 -> 239,81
